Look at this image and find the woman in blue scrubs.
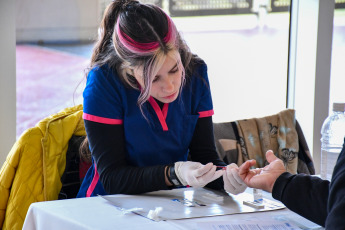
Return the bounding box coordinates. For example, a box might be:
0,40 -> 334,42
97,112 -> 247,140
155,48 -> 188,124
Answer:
77,0 -> 246,197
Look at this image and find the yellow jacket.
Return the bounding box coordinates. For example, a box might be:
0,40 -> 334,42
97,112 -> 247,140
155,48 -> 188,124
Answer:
0,105 -> 85,230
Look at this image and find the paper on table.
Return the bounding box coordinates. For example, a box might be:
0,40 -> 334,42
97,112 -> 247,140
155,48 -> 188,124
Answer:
99,187 -> 285,222
197,220 -> 302,230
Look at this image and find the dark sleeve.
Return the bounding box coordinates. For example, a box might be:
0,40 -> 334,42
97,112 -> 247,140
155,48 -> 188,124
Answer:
189,116 -> 226,190
85,120 -> 170,195
272,172 -> 329,227
325,140 -> 345,228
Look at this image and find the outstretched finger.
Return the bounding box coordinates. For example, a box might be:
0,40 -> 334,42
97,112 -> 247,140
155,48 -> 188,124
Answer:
194,162 -> 214,177
194,165 -> 223,185
238,160 -> 256,180
265,150 -> 278,163
211,168 -> 225,181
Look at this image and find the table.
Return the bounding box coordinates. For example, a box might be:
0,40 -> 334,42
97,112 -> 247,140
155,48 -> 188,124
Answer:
23,188 -> 323,230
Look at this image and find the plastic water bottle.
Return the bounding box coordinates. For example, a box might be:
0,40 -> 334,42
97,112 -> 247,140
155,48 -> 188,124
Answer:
320,102 -> 345,181
253,188 -> 263,204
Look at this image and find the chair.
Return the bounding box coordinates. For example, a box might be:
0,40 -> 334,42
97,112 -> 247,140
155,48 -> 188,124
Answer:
213,109 -> 315,175
58,135 -> 90,200
0,104 -> 88,230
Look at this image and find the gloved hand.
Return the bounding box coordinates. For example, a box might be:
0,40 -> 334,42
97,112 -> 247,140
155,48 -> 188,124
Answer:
223,163 -> 247,195
174,161 -> 224,188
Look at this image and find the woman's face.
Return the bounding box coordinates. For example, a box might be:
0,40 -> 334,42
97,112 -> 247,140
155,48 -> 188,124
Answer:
134,54 -> 183,104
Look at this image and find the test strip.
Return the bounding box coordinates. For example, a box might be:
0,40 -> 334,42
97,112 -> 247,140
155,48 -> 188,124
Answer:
243,200 -> 265,209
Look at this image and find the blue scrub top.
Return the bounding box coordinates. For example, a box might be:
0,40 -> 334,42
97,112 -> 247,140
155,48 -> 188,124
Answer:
79,62 -> 214,196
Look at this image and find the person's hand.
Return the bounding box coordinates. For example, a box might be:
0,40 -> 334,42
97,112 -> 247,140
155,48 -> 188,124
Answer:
238,150 -> 286,193
174,161 -> 224,188
223,163 -> 247,195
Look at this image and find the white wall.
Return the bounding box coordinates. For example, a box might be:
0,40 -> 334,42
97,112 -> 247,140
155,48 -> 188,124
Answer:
16,0 -> 100,43
0,1 -> 16,166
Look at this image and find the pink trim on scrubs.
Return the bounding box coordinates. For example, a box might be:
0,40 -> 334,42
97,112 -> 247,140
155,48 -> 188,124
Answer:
83,113 -> 123,125
148,97 -> 169,131
198,110 -> 214,118
86,163 -> 99,197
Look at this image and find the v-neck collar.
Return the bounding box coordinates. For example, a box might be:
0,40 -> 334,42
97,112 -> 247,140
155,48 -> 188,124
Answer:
148,96 -> 169,131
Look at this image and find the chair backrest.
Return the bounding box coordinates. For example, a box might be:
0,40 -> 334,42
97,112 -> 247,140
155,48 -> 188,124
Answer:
59,135 -> 91,199
213,109 -> 315,175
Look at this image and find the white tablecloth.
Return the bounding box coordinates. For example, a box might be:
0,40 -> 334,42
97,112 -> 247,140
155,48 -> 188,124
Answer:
23,188 -> 323,230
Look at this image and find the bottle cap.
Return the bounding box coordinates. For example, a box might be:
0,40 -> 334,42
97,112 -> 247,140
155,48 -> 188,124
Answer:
333,103 -> 345,112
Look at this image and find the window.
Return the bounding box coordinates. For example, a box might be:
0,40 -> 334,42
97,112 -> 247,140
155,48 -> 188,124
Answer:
330,3 -> 345,111
288,0 -> 336,172
170,0 -> 290,122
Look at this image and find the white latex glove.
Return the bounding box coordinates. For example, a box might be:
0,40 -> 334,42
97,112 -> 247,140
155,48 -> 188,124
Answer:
174,161 -> 224,188
223,163 -> 247,195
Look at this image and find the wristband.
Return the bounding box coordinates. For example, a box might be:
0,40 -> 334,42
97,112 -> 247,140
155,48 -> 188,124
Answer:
169,165 -> 183,187
165,166 -> 174,186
